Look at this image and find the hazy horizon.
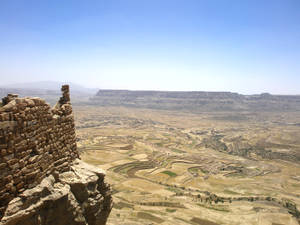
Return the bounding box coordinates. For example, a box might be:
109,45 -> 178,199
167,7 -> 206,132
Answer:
1,80 -> 300,96
0,0 -> 299,95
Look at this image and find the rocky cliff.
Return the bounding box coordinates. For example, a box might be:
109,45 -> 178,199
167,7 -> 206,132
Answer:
0,160 -> 112,225
0,85 -> 112,225
92,89 -> 300,112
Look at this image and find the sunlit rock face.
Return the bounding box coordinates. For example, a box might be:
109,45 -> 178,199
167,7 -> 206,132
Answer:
0,85 -> 113,225
0,159 -> 113,225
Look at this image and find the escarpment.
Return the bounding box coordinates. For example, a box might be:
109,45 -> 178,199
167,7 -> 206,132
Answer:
0,85 -> 112,225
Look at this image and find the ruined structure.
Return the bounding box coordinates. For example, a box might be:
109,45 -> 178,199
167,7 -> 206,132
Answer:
0,85 -> 112,225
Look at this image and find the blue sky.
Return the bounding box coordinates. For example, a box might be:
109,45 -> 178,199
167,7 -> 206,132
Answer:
0,0 -> 299,94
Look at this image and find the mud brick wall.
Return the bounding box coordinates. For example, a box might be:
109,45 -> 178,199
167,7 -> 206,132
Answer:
0,85 -> 79,218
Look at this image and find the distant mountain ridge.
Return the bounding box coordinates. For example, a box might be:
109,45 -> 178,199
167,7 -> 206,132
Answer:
0,81 -> 98,105
91,89 -> 300,112
0,81 -> 97,94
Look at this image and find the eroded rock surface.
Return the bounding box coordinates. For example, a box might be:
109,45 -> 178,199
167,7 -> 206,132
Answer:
0,159 -> 112,225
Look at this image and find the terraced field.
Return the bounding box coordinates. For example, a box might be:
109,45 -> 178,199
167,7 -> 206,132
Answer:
74,106 -> 300,225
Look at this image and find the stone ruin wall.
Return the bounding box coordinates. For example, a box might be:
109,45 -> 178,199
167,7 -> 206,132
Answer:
0,85 -> 79,218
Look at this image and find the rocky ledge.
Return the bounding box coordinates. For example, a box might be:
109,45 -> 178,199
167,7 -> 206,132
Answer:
0,159 -> 113,225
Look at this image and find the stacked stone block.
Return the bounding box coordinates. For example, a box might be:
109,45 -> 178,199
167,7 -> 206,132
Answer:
0,85 -> 79,218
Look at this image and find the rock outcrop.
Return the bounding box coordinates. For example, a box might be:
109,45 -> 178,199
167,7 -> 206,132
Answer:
0,85 -> 112,225
0,160 -> 112,225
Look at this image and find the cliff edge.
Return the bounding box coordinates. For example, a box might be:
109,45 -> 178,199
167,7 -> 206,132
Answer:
0,85 -> 112,225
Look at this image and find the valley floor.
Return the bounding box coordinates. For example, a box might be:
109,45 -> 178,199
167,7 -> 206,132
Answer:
74,106 -> 300,225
